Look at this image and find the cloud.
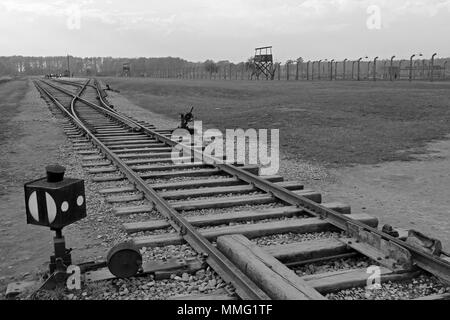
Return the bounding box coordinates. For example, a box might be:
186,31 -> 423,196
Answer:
1,0 -> 449,33
0,0 -> 450,60
0,0 -> 176,30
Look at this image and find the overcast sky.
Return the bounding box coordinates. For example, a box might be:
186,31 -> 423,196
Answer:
1,0 -> 449,62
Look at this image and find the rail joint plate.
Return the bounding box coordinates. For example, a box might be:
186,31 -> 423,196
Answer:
341,225 -> 412,271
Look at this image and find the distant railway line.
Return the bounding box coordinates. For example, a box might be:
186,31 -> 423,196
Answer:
33,78 -> 450,300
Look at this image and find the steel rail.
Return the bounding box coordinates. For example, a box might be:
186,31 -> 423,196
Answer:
87,79 -> 450,284
40,79 -> 450,284
42,80 -> 140,131
174,138 -> 450,284
52,78 -> 97,89
93,79 -> 115,109
53,78 -> 116,113
69,80 -> 91,115
34,80 -> 271,300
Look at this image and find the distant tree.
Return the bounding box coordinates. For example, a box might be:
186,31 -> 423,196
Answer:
216,60 -> 231,67
245,57 -> 256,72
204,60 -> 218,73
0,55 -> 314,78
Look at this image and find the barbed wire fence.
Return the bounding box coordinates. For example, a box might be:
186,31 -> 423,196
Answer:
145,58 -> 449,82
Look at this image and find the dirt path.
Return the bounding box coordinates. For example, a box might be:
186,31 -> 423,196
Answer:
0,79 -> 66,282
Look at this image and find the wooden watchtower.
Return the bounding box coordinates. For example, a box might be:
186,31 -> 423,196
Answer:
253,46 -> 275,80
122,62 -> 131,77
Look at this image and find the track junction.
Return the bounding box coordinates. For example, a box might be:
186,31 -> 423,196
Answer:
32,78 -> 450,300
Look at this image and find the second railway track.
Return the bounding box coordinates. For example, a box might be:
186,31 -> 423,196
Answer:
33,78 -> 450,300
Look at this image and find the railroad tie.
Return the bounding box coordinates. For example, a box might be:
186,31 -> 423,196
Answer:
123,202 -> 350,233
132,213 -> 378,248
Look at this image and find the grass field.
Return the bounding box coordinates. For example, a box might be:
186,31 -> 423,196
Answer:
103,77 -> 450,167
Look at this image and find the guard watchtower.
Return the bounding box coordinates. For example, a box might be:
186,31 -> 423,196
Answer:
253,46 -> 275,80
122,62 -> 131,77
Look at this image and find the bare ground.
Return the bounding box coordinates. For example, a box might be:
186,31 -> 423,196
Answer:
0,79 -> 65,281
0,79 -> 110,293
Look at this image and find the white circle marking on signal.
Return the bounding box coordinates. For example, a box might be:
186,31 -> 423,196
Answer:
61,201 -> 69,212
28,191 -> 39,221
77,195 -> 84,206
46,192 -> 57,224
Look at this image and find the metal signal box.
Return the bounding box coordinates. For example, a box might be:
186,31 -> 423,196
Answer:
24,165 -> 86,230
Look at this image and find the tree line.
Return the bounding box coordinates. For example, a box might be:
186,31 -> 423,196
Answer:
0,55 -> 254,77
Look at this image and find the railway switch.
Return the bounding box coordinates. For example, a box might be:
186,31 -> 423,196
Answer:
178,106 -> 195,134
106,242 -> 143,278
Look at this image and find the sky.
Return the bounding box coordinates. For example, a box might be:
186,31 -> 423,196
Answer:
1,0 -> 449,62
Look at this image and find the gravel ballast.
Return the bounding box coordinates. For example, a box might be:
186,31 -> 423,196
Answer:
326,275 -> 450,300
14,79 -> 448,301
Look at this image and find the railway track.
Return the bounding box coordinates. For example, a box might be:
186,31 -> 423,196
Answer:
33,78 -> 450,300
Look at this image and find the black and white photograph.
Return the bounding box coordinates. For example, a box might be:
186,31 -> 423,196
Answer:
0,0 -> 449,309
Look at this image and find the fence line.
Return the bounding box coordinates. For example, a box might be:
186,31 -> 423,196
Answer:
142,59 -> 449,82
